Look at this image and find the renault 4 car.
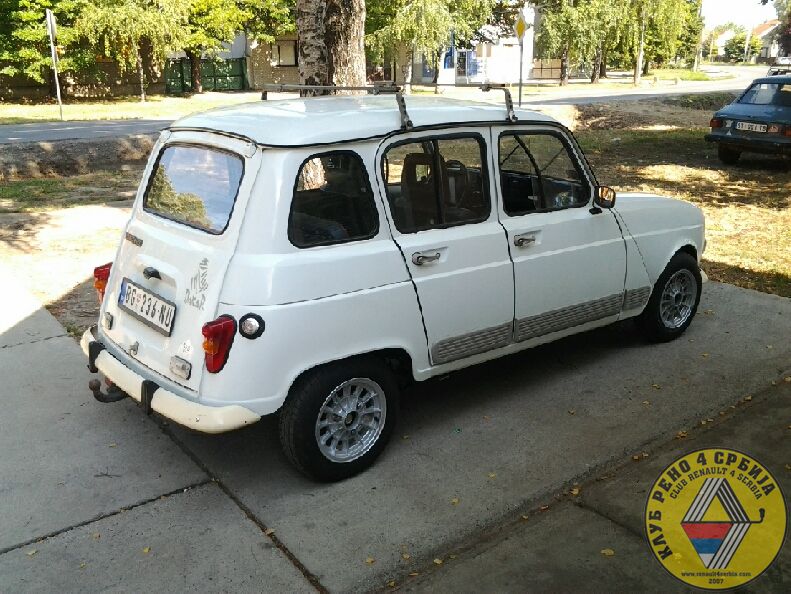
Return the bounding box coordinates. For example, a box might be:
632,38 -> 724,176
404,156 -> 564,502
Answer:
82,87 -> 705,481
706,75 -> 791,164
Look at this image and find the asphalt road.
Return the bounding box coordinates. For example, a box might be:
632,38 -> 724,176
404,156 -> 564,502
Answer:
0,66 -> 764,144
2,276 -> 790,591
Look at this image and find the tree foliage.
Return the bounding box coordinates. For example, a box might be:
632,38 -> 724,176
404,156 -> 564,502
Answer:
724,32 -> 762,61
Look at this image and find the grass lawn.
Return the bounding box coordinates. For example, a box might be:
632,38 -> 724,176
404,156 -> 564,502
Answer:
0,170 -> 141,212
649,68 -> 712,81
0,92 -> 261,125
576,126 -> 791,298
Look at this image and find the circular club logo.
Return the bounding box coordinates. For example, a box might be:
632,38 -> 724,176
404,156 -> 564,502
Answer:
645,448 -> 786,590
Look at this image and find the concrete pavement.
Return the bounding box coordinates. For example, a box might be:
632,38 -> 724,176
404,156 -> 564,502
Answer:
1,269 -> 790,591
406,377 -> 791,592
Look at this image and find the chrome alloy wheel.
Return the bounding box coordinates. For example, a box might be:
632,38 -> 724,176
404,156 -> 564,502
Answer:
659,269 -> 697,329
315,378 -> 387,463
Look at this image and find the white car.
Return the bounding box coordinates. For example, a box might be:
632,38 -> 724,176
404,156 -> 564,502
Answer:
82,90 -> 705,481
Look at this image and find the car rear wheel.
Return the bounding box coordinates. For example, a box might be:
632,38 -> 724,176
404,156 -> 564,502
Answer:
279,357 -> 399,482
637,252 -> 702,342
718,145 -> 741,165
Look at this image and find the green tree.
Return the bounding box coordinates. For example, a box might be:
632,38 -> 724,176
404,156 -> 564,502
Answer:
366,0 -> 494,89
724,32 -> 762,61
0,0 -> 95,90
75,0 -> 189,101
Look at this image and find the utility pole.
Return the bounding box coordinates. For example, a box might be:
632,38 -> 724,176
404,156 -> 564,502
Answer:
693,0 -> 704,72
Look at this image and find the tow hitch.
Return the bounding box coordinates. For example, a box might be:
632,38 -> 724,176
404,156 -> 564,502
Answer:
88,378 -> 128,403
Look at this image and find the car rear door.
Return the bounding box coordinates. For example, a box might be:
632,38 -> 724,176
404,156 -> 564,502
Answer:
99,131 -> 259,391
377,129 -> 515,366
491,126 -> 627,342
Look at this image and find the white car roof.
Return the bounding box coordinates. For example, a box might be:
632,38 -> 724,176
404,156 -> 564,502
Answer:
171,95 -> 559,147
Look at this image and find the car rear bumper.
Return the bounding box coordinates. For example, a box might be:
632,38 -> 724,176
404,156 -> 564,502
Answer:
81,326 -> 260,433
705,133 -> 791,155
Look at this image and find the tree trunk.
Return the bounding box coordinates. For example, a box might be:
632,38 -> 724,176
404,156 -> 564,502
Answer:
590,45 -> 602,84
187,51 -> 203,94
136,49 -> 146,102
634,8 -> 646,86
559,44 -> 569,86
325,0 -> 366,91
297,0 -> 329,94
403,46 -> 414,94
599,48 -> 607,79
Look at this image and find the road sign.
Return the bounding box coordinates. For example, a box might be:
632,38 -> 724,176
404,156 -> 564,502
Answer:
514,12 -> 528,42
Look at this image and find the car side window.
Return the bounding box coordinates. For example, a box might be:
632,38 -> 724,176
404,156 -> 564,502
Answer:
382,135 -> 490,233
498,132 -> 590,215
289,151 -> 379,248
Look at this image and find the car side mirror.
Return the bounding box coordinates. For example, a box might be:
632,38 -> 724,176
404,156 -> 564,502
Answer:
594,186 -> 617,209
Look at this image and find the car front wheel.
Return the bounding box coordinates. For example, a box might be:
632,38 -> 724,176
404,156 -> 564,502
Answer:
718,144 -> 741,165
278,357 -> 398,481
638,251 -> 702,342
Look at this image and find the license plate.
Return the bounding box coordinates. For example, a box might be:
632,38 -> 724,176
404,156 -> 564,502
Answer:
118,278 -> 176,336
735,121 -> 767,133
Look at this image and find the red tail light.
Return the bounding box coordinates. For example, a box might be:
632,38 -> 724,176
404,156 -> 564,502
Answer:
709,118 -> 723,129
93,262 -> 112,302
784,127 -> 791,138
202,315 -> 236,373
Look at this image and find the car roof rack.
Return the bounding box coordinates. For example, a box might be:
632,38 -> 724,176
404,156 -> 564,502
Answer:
260,82 -> 517,130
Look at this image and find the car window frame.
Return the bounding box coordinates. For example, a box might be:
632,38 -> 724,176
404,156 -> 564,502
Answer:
288,149 -> 381,249
142,141 -> 245,236
496,128 -> 594,217
379,130 -> 493,234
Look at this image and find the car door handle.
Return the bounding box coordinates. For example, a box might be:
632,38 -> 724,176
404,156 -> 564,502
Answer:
514,233 -> 536,248
412,251 -> 441,266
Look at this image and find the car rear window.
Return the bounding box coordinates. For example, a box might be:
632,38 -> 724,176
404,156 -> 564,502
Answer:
739,83 -> 791,107
144,145 -> 243,234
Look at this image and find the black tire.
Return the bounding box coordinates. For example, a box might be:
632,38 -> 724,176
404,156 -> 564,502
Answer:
718,144 -> 741,165
278,356 -> 399,482
637,251 -> 702,343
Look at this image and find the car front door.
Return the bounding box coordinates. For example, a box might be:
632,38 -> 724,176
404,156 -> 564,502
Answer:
492,126 -> 627,342
378,130 -> 515,366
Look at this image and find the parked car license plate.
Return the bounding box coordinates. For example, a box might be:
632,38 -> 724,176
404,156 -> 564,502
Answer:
118,278 -> 176,336
735,121 -> 767,132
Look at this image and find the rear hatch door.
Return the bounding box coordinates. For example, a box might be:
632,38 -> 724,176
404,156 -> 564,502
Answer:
100,131 -> 259,392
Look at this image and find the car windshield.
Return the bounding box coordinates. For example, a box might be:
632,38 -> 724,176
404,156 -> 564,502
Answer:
739,82 -> 791,107
144,145 -> 243,234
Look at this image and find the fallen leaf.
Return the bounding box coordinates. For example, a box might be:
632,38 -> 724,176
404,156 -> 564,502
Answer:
449,554 -> 457,560
265,528 -> 275,536
633,454 -> 641,461
767,345 -> 774,349
402,553 -> 411,561
92,533 -> 100,540
409,571 -> 420,577
387,580 -> 397,588
79,562 -> 87,569
784,376 -> 791,383
688,338 -> 695,342
450,497 -> 460,506
600,548 -> 615,557
108,443 -> 117,448
567,409 -> 576,415
365,557 -> 375,565
700,420 -> 707,426
719,411 -> 726,416
676,431 -> 688,439
520,514 -> 529,521
570,487 -> 580,496
744,395 -> 753,402
26,549 -> 37,557
482,415 -> 491,421
488,472 -> 497,479
701,353 -> 709,358
785,464 -> 791,471
651,384 -> 661,390
642,400 -> 651,406
539,505 -> 549,512
433,558 -> 443,565
142,547 -> 151,554
703,309 -> 714,315
642,452 -> 649,458
402,435 -> 410,440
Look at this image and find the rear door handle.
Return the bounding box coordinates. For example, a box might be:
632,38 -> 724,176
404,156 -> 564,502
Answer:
514,233 -> 537,248
412,251 -> 441,266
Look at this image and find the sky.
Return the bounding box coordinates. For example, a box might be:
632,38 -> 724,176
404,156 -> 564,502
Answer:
702,0 -> 779,30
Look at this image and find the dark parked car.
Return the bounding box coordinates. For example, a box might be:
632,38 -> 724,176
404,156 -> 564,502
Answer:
705,75 -> 791,164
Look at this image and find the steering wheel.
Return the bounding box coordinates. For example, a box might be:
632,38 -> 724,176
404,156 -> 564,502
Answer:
444,159 -> 468,204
